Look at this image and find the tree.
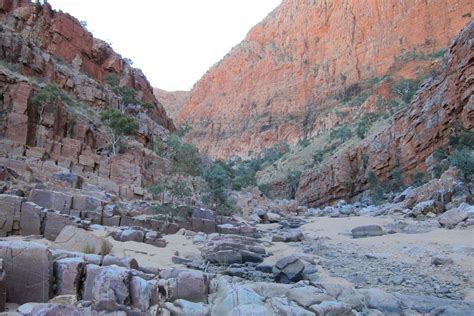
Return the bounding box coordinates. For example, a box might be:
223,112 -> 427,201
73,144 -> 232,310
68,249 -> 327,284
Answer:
148,181 -> 167,204
287,170 -> 302,199
168,179 -> 192,204
104,74 -> 139,112
31,84 -> 73,124
330,125 -> 352,143
203,162 -> 232,210
367,171 -> 384,205
166,134 -> 202,176
100,108 -> 139,155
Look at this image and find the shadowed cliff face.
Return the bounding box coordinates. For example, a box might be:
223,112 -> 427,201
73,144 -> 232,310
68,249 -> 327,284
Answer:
177,0 -> 472,159
296,20 -> 474,207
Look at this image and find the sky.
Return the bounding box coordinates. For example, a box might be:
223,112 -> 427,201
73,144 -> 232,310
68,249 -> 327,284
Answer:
47,0 -> 281,91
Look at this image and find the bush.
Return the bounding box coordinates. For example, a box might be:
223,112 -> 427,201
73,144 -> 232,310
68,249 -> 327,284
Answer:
391,79 -> 421,104
203,161 -> 232,210
104,74 -> 139,111
411,171 -> 427,187
258,183 -> 273,197
287,170 -> 301,199
298,138 -> 311,148
367,171 -> 384,205
449,148 -> 474,182
330,125 -> 352,143
385,167 -> 405,192
31,84 -> 73,107
100,108 -> 139,154
449,130 -> 474,150
166,134 -> 202,176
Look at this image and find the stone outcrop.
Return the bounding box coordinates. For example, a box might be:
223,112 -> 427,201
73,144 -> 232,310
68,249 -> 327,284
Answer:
297,20 -> 474,207
177,0 -> 472,158
153,88 -> 189,120
0,0 -> 176,202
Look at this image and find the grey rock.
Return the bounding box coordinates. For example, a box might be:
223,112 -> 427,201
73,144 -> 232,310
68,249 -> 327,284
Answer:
351,225 -> 384,238
361,288 -> 400,314
309,301 -> 354,316
438,203 -> 470,228
273,255 -> 305,283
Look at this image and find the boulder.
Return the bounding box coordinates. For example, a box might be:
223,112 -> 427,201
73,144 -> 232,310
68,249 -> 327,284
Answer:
130,276 -> 158,312
273,255 -> 305,284
351,225 -> 384,238
211,283 -> 265,315
29,303 -> 83,315
19,202 -> 43,236
191,207 -> 216,233
166,270 -> 211,302
90,266 -> 131,311
309,301 -> 354,315
164,299 -> 210,316
54,225 -> 112,254
412,200 -> 443,216
438,203 -> 470,228
43,211 -> 83,241
0,241 -> 53,303
0,194 -> 23,236
361,288 -> 401,314
28,189 -> 72,214
54,257 -> 85,296
287,286 -> 332,307
272,228 -> 304,242
102,255 -> 139,270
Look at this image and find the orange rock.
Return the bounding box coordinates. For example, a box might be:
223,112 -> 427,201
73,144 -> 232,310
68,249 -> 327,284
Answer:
296,21 -> 474,207
177,0 -> 473,158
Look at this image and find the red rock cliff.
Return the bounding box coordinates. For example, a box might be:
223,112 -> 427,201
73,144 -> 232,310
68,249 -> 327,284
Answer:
0,0 -> 174,130
296,20 -> 474,207
177,0 -> 472,158
153,88 -> 189,120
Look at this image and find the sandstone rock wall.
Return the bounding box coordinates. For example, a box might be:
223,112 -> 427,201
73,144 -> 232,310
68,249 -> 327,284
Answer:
0,1 -> 176,200
0,0 -> 173,130
153,88 -> 189,120
177,0 -> 472,158
296,21 -> 474,207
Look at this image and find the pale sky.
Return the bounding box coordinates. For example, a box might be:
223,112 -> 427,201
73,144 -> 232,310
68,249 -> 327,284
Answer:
47,0 -> 281,91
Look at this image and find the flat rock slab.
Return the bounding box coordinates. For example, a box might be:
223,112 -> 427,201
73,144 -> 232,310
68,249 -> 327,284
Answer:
0,241 -> 53,303
351,225 -> 384,238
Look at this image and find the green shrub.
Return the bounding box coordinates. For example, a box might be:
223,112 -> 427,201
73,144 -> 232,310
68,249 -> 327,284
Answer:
258,183 -> 273,197
330,125 -> 352,143
313,149 -> 325,165
203,161 -> 232,210
449,148 -> 474,182
449,130 -> 474,150
286,170 -> 301,199
391,79 -> 421,104
166,134 -> 202,176
100,108 -> 139,154
31,84 -> 73,107
385,167 -> 405,193
367,171 -> 384,205
411,171 -> 427,187
298,138 -> 311,148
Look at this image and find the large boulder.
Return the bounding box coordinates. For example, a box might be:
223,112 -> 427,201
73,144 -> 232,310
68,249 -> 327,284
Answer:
361,288 -> 401,314
19,202 -> 43,236
0,195 -> 23,236
273,255 -> 305,284
54,257 -> 85,296
438,203 -> 471,228
54,225 -> 112,254
191,207 -> 217,234
164,270 -> 211,302
0,241 -> 53,303
351,225 -> 384,238
87,265 -> 131,312
28,189 -> 72,214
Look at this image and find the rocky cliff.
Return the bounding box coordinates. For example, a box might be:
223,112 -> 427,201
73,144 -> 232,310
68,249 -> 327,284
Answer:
177,0 -> 472,158
296,20 -> 474,207
0,0 -> 174,200
153,88 -> 189,120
